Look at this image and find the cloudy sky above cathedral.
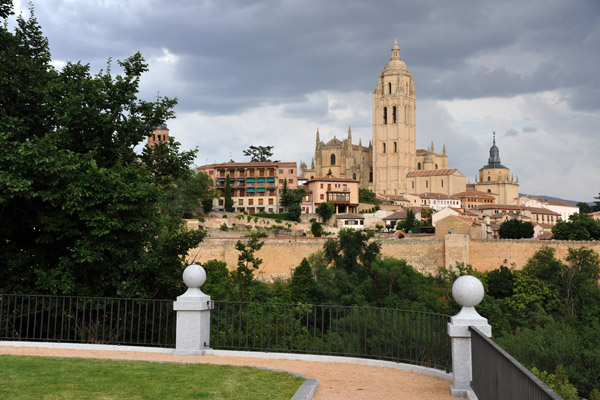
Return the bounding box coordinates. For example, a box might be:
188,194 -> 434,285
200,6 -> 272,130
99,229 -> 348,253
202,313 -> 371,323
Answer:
12,0 -> 600,201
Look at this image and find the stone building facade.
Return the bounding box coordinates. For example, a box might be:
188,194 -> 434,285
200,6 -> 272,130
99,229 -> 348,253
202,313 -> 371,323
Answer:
301,40 -> 460,196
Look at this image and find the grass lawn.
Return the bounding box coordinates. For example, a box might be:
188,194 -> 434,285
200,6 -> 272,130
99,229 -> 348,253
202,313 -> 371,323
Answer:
0,355 -> 304,399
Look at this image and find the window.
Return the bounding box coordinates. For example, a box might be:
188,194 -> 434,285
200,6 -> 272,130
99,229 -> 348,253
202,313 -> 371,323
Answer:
268,198 -> 274,205
412,181 -> 414,189
320,194 -> 324,200
435,164 -> 438,169
426,181 -> 428,188
259,169 -> 265,177
258,199 -> 263,205
288,179 -> 293,183
393,106 -> 397,124
441,180 -> 444,188
289,169 -> 293,174
352,173 -> 356,180
487,176 -> 491,182
249,199 -> 253,205
279,179 -> 284,184
383,107 -> 387,124
388,82 -> 392,94
418,162 -> 421,170
383,143 -> 386,153
238,199 -> 243,205
343,184 -> 347,191
218,199 -> 224,206
209,170 -> 213,175
320,184 -> 323,189
279,169 -> 283,174
331,154 -> 336,165
394,142 -> 397,152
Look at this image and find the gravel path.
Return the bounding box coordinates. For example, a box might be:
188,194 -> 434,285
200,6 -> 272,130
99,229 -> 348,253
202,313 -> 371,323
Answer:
0,345 -> 454,399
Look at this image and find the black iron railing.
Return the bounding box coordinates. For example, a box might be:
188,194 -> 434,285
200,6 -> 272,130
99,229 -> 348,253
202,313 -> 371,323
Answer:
211,301 -> 451,371
470,327 -> 561,400
0,294 -> 175,347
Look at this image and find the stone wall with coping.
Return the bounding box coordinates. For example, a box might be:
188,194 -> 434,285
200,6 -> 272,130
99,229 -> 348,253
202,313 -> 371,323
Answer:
187,234 -> 600,279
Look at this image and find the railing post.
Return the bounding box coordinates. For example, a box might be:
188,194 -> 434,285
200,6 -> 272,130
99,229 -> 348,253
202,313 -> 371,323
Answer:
448,275 -> 491,398
173,264 -> 212,355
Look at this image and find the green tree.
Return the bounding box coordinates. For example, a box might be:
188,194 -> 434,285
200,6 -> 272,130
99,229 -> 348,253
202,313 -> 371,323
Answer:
243,145 -> 275,162
358,188 -> 378,204
316,202 -> 334,223
290,258 -> 315,303
232,234 -> 265,301
224,173 -> 233,212
279,180 -> 304,222
396,209 -> 420,233
140,138 -> 215,219
577,201 -> 592,214
0,5 -> 204,298
552,213 -> 600,240
499,219 -> 534,239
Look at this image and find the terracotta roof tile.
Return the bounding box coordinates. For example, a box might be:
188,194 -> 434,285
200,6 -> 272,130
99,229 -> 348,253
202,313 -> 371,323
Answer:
406,168 -> 459,177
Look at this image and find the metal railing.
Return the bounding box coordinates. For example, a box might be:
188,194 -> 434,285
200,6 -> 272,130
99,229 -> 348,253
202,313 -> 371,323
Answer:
0,294 -> 175,348
211,301 -> 451,371
470,327 -> 561,400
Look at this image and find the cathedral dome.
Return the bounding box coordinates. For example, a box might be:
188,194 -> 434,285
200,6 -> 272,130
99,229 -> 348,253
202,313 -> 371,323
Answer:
384,39 -> 407,72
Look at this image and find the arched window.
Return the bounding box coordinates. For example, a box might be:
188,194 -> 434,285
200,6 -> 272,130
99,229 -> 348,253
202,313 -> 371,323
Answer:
487,189 -> 491,193
383,143 -> 386,153
388,82 -> 392,94
310,175 -> 314,179
352,173 -> 356,180
418,162 -> 422,170
487,176 -> 491,182
330,154 -> 336,165
441,179 -> 444,188
383,107 -> 387,124
426,181 -> 429,188
435,164 -> 438,169
412,181 -> 415,189
394,142 -> 397,152
393,106 -> 397,124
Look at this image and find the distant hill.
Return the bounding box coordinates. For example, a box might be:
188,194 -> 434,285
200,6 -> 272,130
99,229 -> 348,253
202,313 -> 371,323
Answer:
519,193 -> 586,206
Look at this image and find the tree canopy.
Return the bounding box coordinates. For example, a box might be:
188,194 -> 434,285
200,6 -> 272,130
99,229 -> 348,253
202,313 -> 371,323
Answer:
243,145 -> 276,162
499,219 -> 534,239
0,4 -> 208,298
552,213 -> 600,240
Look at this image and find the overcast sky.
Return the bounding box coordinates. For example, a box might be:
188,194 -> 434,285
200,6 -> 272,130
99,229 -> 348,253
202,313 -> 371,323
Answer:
13,0 -> 600,202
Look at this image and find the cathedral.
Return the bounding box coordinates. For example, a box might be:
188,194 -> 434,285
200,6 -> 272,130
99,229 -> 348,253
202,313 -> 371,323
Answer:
299,40 -> 519,205
300,40 -> 460,196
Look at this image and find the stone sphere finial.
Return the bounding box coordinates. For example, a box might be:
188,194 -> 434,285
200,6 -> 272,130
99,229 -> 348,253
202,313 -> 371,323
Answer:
182,264 -> 206,289
452,275 -> 484,307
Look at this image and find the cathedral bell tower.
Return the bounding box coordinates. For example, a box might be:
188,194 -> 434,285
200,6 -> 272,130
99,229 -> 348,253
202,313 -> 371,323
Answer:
372,40 -> 416,195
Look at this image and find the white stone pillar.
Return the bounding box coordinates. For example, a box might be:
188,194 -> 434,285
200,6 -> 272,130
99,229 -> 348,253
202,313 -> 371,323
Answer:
173,264 -> 211,356
448,275 -> 491,398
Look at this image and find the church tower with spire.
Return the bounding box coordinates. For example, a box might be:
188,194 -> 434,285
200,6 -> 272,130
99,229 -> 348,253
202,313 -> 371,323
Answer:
372,39 -> 416,195
474,133 -> 520,205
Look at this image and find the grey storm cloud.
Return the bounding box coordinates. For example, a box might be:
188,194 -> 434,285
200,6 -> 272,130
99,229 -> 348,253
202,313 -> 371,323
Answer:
29,0 -> 600,115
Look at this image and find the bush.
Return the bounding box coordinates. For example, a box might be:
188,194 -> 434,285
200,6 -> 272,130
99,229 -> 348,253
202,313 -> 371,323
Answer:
311,222 -> 323,237
219,223 -> 228,231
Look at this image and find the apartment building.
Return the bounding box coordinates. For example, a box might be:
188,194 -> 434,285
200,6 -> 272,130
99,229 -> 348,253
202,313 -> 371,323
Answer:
199,162 -> 297,214
301,176 -> 360,214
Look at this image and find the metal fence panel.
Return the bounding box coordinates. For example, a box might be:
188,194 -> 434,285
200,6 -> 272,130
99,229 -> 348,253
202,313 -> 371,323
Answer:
210,301 -> 451,371
0,294 -> 175,348
470,327 -> 562,400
